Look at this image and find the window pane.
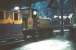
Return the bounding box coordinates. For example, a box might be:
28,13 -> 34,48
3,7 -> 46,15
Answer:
0,11 -> 4,19
14,13 -> 18,20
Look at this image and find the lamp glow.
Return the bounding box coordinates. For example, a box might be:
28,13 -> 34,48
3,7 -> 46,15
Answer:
14,6 -> 20,10
33,11 -> 37,15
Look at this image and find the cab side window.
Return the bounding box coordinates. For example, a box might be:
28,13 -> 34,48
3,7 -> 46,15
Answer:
14,13 -> 18,20
0,11 -> 4,19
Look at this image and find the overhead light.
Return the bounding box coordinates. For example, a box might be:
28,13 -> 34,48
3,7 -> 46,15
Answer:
14,6 -> 20,10
33,11 -> 37,15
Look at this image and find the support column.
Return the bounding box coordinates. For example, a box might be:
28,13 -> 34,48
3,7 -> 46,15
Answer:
60,0 -> 64,36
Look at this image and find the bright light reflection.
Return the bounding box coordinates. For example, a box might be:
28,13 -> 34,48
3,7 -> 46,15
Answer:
54,13 -> 73,19
68,13 -> 73,18
54,15 -> 58,18
14,39 -> 71,50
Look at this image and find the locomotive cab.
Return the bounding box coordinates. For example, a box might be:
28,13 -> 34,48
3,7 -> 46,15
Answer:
0,10 -> 24,45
